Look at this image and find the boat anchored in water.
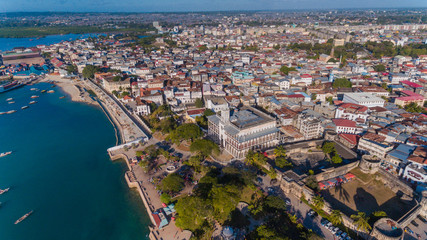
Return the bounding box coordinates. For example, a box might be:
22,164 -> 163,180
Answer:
59,96 -> 66,99
6,110 -> 16,114
41,90 -> 46,93
0,188 -> 10,194
21,106 -> 29,110
31,95 -> 39,99
8,101 -> 15,104
29,101 -> 37,104
0,151 -> 12,157
14,210 -> 33,224
6,98 -> 13,101
47,90 -> 54,93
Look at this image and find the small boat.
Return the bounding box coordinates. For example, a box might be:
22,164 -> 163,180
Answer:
6,110 -> 16,114
30,88 -> 37,91
41,90 -> 46,93
0,188 -> 10,194
0,151 -> 12,157
8,101 -> 15,104
14,210 -> 33,224
31,95 -> 39,99
47,90 -> 54,93
29,101 -> 37,104
21,106 -> 29,110
6,98 -> 13,101
0,112 -> 5,115
59,96 -> 66,99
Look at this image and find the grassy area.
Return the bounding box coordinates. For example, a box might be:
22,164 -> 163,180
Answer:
350,167 -> 375,183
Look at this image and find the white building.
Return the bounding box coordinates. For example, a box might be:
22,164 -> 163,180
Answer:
343,93 -> 385,108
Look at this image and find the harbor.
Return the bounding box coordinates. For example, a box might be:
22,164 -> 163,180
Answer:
0,81 -> 150,239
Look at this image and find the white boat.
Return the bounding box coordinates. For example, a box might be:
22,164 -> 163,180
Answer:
6,110 -> 16,114
0,188 -> 10,194
0,151 -> 12,157
6,98 -> 13,101
30,88 -> 37,91
15,210 -> 33,224
47,90 -> 54,93
21,106 -> 29,110
29,101 -> 37,104
0,112 -> 5,115
8,101 -> 15,104
31,95 -> 39,99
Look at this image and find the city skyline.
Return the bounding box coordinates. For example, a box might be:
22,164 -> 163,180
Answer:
1,0 -> 427,13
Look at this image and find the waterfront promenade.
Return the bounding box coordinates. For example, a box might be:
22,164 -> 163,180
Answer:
108,147 -> 192,240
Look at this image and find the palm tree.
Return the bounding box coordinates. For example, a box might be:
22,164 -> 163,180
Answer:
312,196 -> 324,210
330,210 -> 343,225
274,145 -> 286,158
351,211 -> 372,232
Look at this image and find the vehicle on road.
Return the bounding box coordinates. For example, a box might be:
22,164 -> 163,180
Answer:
417,215 -> 426,223
285,198 -> 291,205
405,227 -> 414,234
411,220 -> 419,227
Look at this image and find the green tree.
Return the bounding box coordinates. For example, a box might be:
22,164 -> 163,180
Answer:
312,195 -> 324,209
175,196 -> 213,231
190,139 -> 220,157
351,211 -> 372,232
82,65 -> 98,79
160,173 -> 184,194
405,102 -> 426,113
211,185 -> 241,223
321,141 -> 336,154
330,210 -> 343,225
331,154 -> 343,164
203,109 -> 215,116
332,77 -> 352,88
195,98 -> 204,108
326,96 -> 333,104
274,145 -> 286,158
169,123 -> 202,143
280,65 -> 296,75
160,193 -> 172,204
66,64 -> 77,74
276,156 -> 293,169
374,64 -> 386,72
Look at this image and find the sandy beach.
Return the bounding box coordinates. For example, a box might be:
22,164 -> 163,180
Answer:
42,75 -> 97,105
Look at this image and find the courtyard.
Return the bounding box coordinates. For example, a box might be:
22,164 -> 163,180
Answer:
322,172 -> 416,221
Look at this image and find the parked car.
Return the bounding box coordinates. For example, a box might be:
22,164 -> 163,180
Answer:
256,177 -> 263,184
321,218 -> 329,226
417,215 -> 427,223
411,220 -> 419,227
285,198 -> 291,205
405,227 -> 414,235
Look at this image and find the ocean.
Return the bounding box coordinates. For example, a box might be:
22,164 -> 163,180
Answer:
0,83 -> 150,240
0,34 -> 103,52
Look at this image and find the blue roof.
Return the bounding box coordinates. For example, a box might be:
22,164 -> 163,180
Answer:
388,144 -> 416,162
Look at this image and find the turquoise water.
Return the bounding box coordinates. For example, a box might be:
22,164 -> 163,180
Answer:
0,34 -> 103,52
0,83 -> 150,240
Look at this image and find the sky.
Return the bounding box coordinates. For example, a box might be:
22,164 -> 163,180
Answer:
1,0 -> 427,13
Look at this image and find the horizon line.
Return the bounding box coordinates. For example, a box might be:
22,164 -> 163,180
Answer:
1,6 -> 427,14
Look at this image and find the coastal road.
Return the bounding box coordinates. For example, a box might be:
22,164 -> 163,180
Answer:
83,78 -> 152,139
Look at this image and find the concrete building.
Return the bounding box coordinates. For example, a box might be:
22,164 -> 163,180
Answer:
207,106 -> 279,160
343,92 -> 385,108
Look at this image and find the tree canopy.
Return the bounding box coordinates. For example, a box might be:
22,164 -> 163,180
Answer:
168,123 -> 202,143
332,77 -> 352,88
280,65 -> 296,75
82,65 -> 99,79
190,139 -> 219,157
160,173 -> 185,194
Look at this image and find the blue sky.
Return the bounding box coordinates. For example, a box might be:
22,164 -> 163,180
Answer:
1,0 -> 426,12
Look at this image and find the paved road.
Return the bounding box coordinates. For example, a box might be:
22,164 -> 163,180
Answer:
403,217 -> 427,240
254,174 -> 335,239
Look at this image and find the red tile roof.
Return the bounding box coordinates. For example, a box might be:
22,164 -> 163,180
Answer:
333,118 -> 357,128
